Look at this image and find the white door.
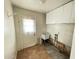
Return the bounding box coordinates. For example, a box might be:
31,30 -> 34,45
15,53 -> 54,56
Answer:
22,18 -> 37,49
14,16 -> 37,50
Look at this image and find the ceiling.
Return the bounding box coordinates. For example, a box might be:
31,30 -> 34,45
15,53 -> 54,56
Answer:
11,0 -> 72,13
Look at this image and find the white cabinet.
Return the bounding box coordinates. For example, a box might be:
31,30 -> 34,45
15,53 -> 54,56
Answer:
71,1 -> 75,22
63,1 -> 75,23
63,1 -> 74,23
53,6 -> 64,19
46,1 -> 75,24
63,2 -> 72,20
53,6 -> 64,23
46,10 -> 53,24
46,6 -> 64,24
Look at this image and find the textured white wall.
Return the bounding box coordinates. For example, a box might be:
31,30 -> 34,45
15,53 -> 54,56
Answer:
4,0 -> 16,59
47,23 -> 74,47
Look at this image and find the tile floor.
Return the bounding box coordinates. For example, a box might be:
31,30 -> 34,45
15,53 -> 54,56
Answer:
44,43 -> 69,59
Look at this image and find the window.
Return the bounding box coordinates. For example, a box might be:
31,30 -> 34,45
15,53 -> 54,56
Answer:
23,19 -> 35,33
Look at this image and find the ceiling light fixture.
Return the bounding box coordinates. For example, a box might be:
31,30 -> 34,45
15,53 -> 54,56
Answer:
40,0 -> 46,4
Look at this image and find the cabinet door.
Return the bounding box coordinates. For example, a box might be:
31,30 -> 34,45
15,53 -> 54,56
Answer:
53,6 -> 64,19
63,2 -> 72,23
46,11 -> 53,24
47,6 -> 64,23
53,6 -> 64,23
71,1 -> 75,23
63,1 -> 75,23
